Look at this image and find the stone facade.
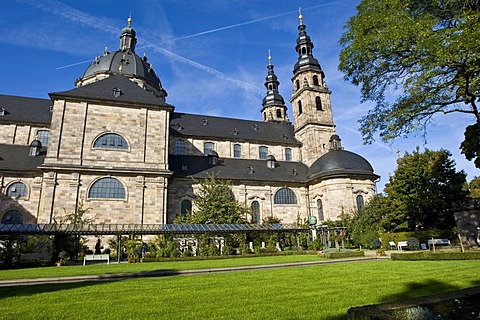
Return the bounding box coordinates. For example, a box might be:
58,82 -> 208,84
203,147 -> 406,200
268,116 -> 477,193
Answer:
0,16 -> 379,229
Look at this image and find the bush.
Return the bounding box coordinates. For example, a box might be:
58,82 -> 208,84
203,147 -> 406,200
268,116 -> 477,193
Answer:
407,237 -> 420,251
391,251 -> 480,261
321,251 -> 365,259
307,240 -> 322,251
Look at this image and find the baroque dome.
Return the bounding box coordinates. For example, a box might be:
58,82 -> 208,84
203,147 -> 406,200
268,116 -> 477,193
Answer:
75,17 -> 167,99
308,149 -> 378,181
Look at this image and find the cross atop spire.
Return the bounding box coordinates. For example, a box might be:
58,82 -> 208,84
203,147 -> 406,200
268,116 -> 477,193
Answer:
268,49 -> 272,66
298,7 -> 303,25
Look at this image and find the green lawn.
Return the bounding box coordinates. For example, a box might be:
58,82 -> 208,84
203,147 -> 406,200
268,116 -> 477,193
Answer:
0,259 -> 479,319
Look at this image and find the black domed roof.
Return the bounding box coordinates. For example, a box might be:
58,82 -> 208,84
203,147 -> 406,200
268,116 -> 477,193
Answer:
308,150 -> 377,180
81,50 -> 163,91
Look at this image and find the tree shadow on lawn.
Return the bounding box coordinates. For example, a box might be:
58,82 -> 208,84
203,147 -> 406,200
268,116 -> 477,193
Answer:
379,279 -> 480,304
0,269 -> 183,299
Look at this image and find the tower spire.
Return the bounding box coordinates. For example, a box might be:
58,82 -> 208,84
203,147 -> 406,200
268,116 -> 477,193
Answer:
298,7 -> 303,25
261,50 -> 289,123
120,15 -> 137,52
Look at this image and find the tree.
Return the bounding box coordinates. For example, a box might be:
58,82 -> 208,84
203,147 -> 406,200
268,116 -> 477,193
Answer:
382,148 -> 467,231
175,174 -> 249,224
467,176 -> 480,198
349,194 -> 386,248
339,0 -> 480,166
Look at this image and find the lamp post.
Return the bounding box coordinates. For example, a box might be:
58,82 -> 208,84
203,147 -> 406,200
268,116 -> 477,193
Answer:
309,216 -> 317,241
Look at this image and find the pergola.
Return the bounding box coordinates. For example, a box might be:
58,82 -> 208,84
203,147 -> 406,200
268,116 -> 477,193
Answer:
0,223 -> 310,236
0,223 -> 312,263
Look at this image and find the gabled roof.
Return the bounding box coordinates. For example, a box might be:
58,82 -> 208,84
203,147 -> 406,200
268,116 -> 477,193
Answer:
50,74 -> 173,109
170,112 -> 301,146
0,144 -> 45,172
169,155 -> 308,183
0,94 -> 52,125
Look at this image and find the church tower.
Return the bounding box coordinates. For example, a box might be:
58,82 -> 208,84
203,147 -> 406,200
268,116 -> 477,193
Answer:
290,10 -> 335,166
261,51 -> 289,123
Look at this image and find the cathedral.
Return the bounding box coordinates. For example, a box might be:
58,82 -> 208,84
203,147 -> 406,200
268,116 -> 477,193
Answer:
0,14 -> 379,227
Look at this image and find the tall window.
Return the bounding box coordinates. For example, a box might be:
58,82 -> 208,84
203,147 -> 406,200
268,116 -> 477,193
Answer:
259,146 -> 268,160
285,148 -> 292,161
274,188 -> 297,204
317,199 -> 324,221
1,210 -> 24,224
316,97 -> 323,110
93,133 -> 128,150
295,80 -> 300,91
356,195 -> 365,213
36,130 -> 50,146
6,182 -> 28,198
233,144 -> 242,158
180,199 -> 192,215
175,140 -> 185,155
313,75 -> 319,86
204,142 -> 215,156
251,201 -> 260,223
276,109 -> 282,118
298,101 -> 302,115
88,177 -> 126,199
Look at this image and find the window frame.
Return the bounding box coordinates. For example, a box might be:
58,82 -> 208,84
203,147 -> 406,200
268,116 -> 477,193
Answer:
203,142 -> 215,156
93,132 -> 129,150
251,201 -> 260,223
284,148 -> 292,161
175,139 -> 186,155
6,182 -> 28,199
1,210 -> 24,224
233,144 -> 242,158
259,146 -> 268,160
35,129 -> 50,147
356,195 -> 365,213
87,177 -> 127,200
274,188 -> 298,205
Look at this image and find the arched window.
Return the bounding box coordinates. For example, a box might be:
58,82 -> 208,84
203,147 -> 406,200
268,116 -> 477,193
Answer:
93,133 -> 128,150
251,201 -> 260,223
276,109 -> 282,118
6,182 -> 28,198
356,195 -> 365,213
88,177 -> 126,199
233,144 -> 242,158
180,199 -> 192,215
285,148 -> 292,161
313,75 -> 319,86
259,146 -> 268,160
316,97 -> 323,110
295,80 -> 300,91
274,188 -> 297,204
298,101 -> 303,115
204,142 -> 215,156
1,210 -> 24,224
175,140 -> 185,155
36,130 -> 50,146
317,199 -> 324,221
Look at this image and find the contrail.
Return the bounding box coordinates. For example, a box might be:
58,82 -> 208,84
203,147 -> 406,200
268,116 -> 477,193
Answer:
55,59 -> 94,70
169,2 -> 343,42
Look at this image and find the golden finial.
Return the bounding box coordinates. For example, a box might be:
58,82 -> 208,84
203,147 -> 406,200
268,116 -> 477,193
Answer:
298,7 -> 303,25
118,64 -> 123,73
127,13 -> 132,26
268,49 -> 272,65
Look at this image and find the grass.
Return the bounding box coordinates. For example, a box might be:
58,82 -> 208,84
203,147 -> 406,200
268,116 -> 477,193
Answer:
0,254 -> 325,280
0,259 -> 479,319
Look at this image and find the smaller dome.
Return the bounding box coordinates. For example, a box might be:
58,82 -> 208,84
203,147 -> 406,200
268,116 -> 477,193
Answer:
308,150 -> 377,181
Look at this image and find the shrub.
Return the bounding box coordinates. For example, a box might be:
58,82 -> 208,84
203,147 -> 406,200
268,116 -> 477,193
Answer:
307,240 -> 322,251
391,251 -> 480,261
407,237 -> 420,251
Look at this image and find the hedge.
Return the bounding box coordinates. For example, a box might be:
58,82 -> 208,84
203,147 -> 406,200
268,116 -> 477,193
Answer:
320,251 -> 365,259
391,251 -> 480,261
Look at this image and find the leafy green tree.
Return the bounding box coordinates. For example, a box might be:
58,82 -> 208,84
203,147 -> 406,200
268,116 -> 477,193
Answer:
175,174 -> 248,224
339,0 -> 480,166
467,176 -> 480,198
382,148 -> 467,231
349,194 -> 386,248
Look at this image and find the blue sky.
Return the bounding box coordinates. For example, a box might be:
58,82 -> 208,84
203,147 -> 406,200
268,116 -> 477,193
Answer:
2,0 -> 478,191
